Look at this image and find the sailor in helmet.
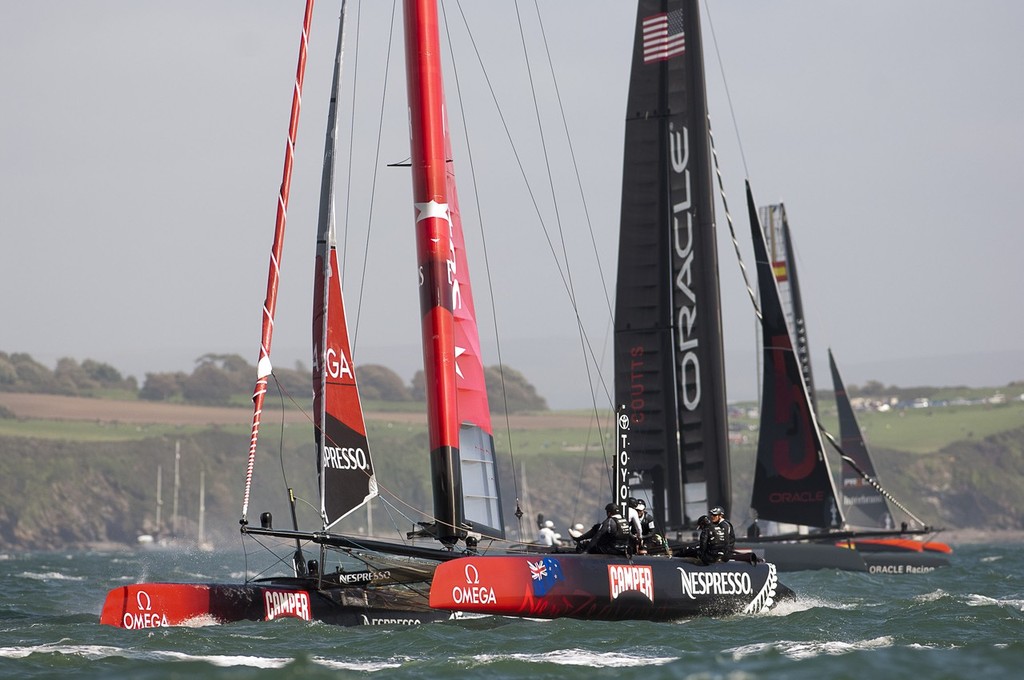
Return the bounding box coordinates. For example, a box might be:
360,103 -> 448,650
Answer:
536,519 -> 561,547
700,506 -> 742,564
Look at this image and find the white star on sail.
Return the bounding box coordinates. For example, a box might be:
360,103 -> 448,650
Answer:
454,345 -> 466,379
414,200 -> 451,225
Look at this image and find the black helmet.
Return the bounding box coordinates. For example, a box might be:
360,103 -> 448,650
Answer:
697,515 -> 710,528
709,506 -> 725,517
627,497 -> 639,508
605,503 -> 617,513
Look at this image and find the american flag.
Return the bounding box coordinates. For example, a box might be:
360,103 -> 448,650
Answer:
642,9 -> 686,63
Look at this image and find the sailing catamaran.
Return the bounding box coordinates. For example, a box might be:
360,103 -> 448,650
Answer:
428,0 -> 790,621
737,198 -> 950,572
101,0 -> 504,628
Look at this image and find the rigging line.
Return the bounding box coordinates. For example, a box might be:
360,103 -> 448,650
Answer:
531,0 -> 614,323
258,375 -> 444,539
451,1 -> 615,449
447,3 -> 579,312
352,0 -> 399,351
709,120 -> 760,320
341,0 -> 360,289
820,428 -> 929,528
442,1 -> 520,508
702,0 -> 749,178
530,0 -> 616,420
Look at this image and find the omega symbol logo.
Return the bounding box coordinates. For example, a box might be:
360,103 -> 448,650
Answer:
136,590 -> 152,611
464,564 -> 480,585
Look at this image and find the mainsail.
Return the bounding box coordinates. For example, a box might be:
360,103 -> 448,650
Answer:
829,349 -> 895,529
613,0 -> 731,533
747,183 -> 842,529
760,203 -> 816,411
313,8 -> 377,530
403,0 -> 503,545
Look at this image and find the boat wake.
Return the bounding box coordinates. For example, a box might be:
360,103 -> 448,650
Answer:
0,642 -> 402,672
16,571 -> 85,582
727,635 -> 895,660
470,649 -> 678,668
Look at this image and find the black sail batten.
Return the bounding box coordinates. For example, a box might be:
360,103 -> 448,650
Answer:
747,183 -> 843,529
828,349 -> 895,529
614,0 -> 731,534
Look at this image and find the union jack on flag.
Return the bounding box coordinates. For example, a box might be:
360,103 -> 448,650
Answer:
642,10 -> 686,63
528,557 -> 564,597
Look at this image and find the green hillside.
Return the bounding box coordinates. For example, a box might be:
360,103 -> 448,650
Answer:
0,394 -> 1022,550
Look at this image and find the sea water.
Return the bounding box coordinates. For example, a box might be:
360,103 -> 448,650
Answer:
1,542 -> 1021,679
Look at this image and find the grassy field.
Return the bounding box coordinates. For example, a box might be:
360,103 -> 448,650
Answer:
3,391 -> 1022,456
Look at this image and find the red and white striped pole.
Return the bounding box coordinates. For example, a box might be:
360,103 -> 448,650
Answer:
241,0 -> 316,524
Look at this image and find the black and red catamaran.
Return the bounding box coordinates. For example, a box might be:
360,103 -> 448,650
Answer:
428,0 -> 790,621
737,204 -> 950,571
100,0 -> 504,628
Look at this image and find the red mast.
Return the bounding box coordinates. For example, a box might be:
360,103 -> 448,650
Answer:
404,0 -> 462,545
241,0 -> 316,523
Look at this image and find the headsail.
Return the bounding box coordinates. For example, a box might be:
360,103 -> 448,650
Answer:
614,0 -> 731,533
747,183 -> 842,529
313,4 -> 377,530
829,349 -> 894,529
403,0 -> 503,545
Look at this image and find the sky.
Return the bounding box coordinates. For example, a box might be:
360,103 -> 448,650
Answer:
3,1 -> 1023,409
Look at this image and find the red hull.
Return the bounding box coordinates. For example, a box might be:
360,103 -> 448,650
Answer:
837,537 -> 953,554
100,580 -> 450,629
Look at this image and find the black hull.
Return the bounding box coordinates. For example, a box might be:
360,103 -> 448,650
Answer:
737,541 -> 869,572
430,553 -> 794,621
860,552 -> 950,574
738,534 -> 952,573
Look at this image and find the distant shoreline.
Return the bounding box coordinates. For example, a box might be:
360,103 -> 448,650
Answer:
938,529 -> 1024,545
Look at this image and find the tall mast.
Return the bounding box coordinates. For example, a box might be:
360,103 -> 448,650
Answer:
313,1 -> 377,529
240,0 -> 316,524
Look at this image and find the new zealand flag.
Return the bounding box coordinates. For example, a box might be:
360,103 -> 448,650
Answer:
528,557 -> 564,597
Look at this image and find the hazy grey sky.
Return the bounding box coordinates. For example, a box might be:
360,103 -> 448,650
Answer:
3,1 -> 1022,408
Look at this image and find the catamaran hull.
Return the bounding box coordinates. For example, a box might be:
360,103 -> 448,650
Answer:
737,541 -> 870,572
99,580 -> 452,629
736,539 -> 952,572
429,554 -> 790,621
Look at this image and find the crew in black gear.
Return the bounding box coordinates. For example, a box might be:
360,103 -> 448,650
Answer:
583,503 -> 630,555
699,506 -> 735,564
674,514 -> 711,560
698,507 -> 760,564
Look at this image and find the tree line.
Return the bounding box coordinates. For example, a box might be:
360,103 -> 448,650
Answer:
0,351 -> 547,413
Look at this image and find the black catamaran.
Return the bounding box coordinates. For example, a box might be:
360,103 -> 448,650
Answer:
738,201 -> 951,572
427,0 -> 790,620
